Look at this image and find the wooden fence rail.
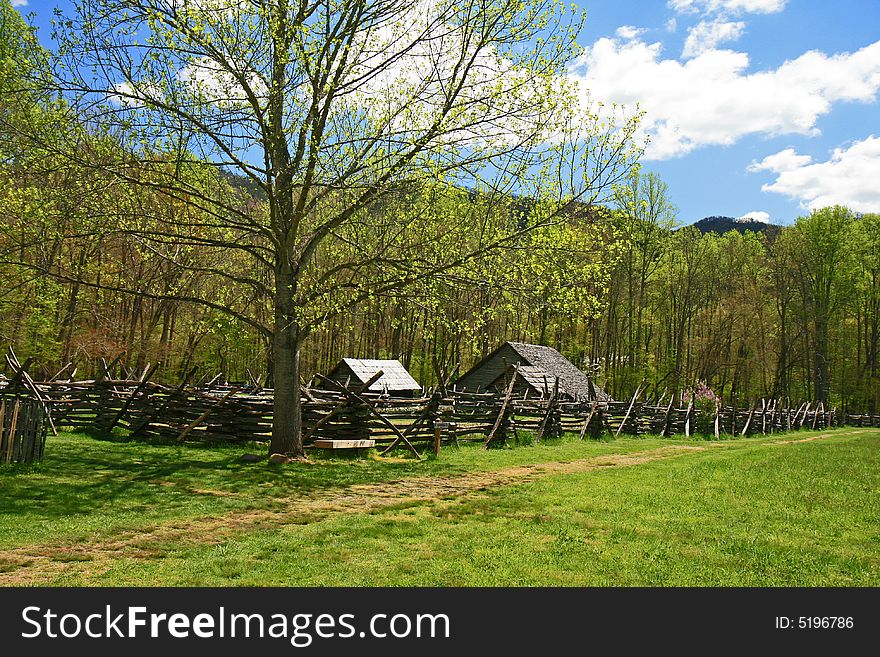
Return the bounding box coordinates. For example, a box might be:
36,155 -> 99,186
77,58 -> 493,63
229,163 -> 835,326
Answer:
2,354 -> 879,456
18,379 -> 880,446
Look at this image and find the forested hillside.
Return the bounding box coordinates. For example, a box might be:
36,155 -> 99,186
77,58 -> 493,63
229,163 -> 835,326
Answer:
692,216 -> 782,238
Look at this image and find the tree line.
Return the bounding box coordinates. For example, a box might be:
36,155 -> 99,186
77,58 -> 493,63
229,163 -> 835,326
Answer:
597,194 -> 878,412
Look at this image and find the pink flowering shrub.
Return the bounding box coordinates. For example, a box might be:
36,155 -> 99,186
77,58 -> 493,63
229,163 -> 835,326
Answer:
682,381 -> 718,405
683,381 -> 720,434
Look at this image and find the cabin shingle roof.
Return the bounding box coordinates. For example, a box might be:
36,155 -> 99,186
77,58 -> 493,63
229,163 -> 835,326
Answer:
334,358 -> 421,393
455,341 -> 611,401
505,342 -> 610,401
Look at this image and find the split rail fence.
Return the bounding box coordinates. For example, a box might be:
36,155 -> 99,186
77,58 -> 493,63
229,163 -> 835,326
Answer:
0,350 -> 50,463
2,352 -> 879,457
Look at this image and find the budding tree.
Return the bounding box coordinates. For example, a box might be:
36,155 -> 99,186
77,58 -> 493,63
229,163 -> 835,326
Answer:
42,0 -> 640,456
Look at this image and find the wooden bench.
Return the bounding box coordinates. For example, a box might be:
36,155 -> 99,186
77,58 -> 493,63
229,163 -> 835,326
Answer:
312,439 -> 375,456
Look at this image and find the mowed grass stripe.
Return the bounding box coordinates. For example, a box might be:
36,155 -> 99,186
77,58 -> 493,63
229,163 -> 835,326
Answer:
3,428 -> 876,586
90,429 -> 873,587
0,444 -> 707,584
0,431 -> 675,553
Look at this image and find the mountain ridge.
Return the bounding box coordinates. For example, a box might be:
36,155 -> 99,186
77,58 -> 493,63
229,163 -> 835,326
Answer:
690,215 -> 782,237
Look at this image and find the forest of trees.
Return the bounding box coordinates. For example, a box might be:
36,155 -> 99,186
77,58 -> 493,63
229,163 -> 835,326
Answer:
1,0 -> 878,433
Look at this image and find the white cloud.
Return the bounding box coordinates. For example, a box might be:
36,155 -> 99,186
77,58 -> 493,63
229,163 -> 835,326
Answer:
668,0 -> 787,15
11,0 -> 28,6
568,38 -> 880,160
735,210 -> 771,223
616,25 -> 647,40
750,136 -> 880,212
665,18 -> 678,32
682,20 -> 746,58
178,56 -> 267,104
748,148 -> 812,173
108,81 -> 160,108
339,0 -> 551,149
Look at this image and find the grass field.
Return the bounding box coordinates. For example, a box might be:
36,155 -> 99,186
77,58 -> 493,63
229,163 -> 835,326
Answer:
1,428 -> 878,586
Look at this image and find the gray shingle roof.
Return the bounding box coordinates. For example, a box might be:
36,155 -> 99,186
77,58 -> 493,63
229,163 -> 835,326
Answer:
506,342 -> 610,401
334,358 -> 421,393
455,341 -> 605,402
512,364 -> 559,396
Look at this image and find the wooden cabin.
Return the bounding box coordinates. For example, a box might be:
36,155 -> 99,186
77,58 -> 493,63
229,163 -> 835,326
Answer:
322,358 -> 422,397
453,341 -> 611,402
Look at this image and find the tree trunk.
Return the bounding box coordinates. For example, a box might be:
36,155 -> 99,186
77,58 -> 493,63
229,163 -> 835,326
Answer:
814,315 -> 830,405
59,279 -> 81,364
270,263 -> 304,457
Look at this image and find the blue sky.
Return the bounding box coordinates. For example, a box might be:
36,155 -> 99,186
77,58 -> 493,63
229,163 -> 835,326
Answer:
569,0 -> 880,224
14,0 -> 880,224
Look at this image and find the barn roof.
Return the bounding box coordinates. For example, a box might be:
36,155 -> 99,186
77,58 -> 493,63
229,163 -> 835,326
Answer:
334,358 -> 421,393
511,364 -> 559,395
458,341 -> 611,401
507,342 -> 610,401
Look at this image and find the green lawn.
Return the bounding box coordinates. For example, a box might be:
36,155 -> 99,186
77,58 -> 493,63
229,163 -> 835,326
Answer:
1,428 -> 878,586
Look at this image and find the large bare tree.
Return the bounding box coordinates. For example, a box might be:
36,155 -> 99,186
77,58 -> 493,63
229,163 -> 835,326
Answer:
33,0 -> 639,456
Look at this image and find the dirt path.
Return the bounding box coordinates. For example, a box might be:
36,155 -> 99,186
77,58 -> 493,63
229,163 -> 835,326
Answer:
0,444 -> 707,585
772,434 -> 837,444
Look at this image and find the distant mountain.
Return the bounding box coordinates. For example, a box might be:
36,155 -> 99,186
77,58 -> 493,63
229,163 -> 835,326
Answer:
691,216 -> 782,238
220,169 -> 267,201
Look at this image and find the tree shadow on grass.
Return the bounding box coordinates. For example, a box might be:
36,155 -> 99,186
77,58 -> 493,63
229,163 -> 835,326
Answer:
0,431 -> 461,523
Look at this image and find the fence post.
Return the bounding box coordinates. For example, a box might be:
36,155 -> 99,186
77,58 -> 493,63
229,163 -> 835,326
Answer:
433,421 -> 442,456
713,401 -> 721,439
617,382 -> 644,437
741,400 -> 754,436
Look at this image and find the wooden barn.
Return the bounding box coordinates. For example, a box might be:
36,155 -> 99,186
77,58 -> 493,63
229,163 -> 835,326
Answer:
321,358 -> 422,397
453,341 -> 611,402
